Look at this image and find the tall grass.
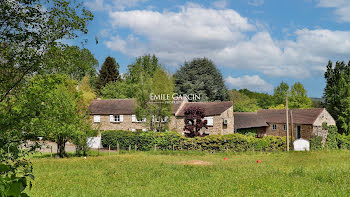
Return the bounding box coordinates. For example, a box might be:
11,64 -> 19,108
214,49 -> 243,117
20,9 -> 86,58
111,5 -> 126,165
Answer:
27,150 -> 350,196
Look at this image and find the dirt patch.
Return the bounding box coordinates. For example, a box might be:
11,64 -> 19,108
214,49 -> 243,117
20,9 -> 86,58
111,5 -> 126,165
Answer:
178,160 -> 212,166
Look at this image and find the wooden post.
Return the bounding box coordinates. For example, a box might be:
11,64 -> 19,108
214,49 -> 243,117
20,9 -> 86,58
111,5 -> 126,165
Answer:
291,110 -> 294,149
50,146 -> 53,158
117,143 -> 120,154
286,96 -> 289,152
134,144 -> 137,152
108,145 -> 111,156
172,144 -> 175,151
129,145 -> 131,152
154,144 -> 157,152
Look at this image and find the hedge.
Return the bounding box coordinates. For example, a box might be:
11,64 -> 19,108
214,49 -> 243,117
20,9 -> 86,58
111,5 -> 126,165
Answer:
101,130 -> 287,152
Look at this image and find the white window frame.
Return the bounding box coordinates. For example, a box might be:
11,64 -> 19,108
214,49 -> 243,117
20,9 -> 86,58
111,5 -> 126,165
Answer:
132,114 -> 146,123
283,124 -> 287,131
110,115 -> 123,123
93,115 -> 100,123
272,124 -> 277,130
204,117 -> 214,126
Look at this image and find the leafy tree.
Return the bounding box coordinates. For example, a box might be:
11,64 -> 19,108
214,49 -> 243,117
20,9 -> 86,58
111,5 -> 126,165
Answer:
78,75 -> 97,110
100,81 -> 133,99
0,0 -> 93,102
174,58 -> 230,102
96,57 -> 120,91
323,61 -> 350,134
268,104 -> 285,109
183,106 -> 208,137
149,69 -> 174,131
41,46 -> 98,81
289,82 -> 312,108
238,89 -> 274,109
230,90 -> 260,112
273,82 -> 289,105
21,75 -> 95,157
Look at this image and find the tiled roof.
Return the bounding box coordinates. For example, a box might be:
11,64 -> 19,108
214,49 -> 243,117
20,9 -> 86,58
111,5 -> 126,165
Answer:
176,101 -> 233,116
87,99 -> 136,115
233,112 -> 268,129
257,108 -> 325,125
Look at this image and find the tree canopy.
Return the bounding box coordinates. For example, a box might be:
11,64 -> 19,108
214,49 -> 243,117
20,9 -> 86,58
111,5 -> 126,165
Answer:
174,58 -> 230,102
324,60 -> 350,134
96,56 -> 120,91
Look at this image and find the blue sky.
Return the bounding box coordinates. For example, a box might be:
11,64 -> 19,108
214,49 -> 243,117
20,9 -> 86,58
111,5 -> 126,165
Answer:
77,0 -> 350,97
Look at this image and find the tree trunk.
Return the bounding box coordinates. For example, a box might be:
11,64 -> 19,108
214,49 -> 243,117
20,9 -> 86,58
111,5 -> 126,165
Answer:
57,137 -> 67,158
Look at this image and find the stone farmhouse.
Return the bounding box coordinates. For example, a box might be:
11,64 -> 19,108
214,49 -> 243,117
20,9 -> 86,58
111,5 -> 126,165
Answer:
88,98 -> 234,135
234,108 -> 336,142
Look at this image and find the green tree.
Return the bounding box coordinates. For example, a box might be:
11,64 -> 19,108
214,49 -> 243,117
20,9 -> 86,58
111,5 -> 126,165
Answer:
273,82 -> 289,105
174,58 -> 230,102
324,61 -> 350,134
41,46 -> 98,81
289,82 -> 312,108
150,69 -> 174,131
230,90 -> 260,112
238,88 -> 274,109
100,81 -> 133,99
96,57 -> 120,91
78,75 -> 97,109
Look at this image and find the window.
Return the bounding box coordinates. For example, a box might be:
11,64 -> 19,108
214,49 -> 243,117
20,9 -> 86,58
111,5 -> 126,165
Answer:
204,117 -> 214,126
131,129 -> 136,132
283,124 -> 287,131
93,115 -> 100,123
110,115 -> 123,122
272,124 -> 277,130
132,115 -> 146,123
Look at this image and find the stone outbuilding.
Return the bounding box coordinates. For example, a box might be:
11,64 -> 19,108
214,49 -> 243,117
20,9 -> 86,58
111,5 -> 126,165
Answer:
234,108 -> 336,142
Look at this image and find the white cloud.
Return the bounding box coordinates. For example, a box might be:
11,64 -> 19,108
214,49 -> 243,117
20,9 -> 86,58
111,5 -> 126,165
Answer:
225,75 -> 273,92
104,4 -> 350,78
212,0 -> 228,9
248,0 -> 264,7
85,0 -> 147,11
317,0 -> 350,22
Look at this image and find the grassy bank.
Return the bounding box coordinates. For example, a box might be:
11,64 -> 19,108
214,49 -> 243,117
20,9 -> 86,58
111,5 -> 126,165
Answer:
27,151 -> 350,196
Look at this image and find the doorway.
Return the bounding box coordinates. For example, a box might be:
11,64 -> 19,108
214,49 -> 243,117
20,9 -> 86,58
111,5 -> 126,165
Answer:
296,125 -> 301,139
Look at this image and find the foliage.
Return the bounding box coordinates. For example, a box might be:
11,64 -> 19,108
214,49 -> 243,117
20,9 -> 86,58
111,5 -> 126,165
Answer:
149,69 -> 174,132
183,107 -> 208,137
273,82 -> 289,105
268,104 -> 285,109
96,56 -> 120,91
41,46 -> 98,81
0,0 -> 93,102
20,75 -> 96,158
289,82 -> 313,108
78,76 -> 97,110
324,61 -> 350,134
310,136 -> 323,151
174,58 -> 230,102
101,131 -> 287,152
100,81 -> 133,99
238,89 -> 275,109
230,90 -> 260,112
325,125 -> 339,149
236,128 -> 258,137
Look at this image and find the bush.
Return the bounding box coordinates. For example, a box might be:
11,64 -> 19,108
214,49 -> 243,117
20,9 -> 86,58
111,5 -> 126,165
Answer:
101,131 -> 287,152
310,136 -> 323,151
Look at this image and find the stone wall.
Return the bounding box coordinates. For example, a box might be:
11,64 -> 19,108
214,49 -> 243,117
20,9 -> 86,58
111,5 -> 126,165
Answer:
169,106 -> 234,135
264,123 -> 313,140
90,115 -> 148,135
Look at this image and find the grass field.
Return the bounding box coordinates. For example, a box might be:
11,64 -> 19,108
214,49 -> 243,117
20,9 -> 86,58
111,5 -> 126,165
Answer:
27,150 -> 350,196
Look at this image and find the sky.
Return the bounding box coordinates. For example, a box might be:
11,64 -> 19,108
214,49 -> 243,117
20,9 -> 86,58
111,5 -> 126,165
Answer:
76,0 -> 350,98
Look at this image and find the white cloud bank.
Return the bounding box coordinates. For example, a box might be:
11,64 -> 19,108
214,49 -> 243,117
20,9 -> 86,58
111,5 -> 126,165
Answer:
104,4 -> 350,78
318,0 -> 350,22
225,75 -> 273,92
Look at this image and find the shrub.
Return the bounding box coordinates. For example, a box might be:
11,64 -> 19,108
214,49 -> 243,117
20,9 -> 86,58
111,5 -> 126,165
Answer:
101,131 -> 287,152
325,125 -> 339,149
310,136 -> 323,151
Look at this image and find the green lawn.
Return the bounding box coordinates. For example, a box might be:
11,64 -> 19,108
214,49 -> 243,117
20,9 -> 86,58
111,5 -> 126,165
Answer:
27,151 -> 350,196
